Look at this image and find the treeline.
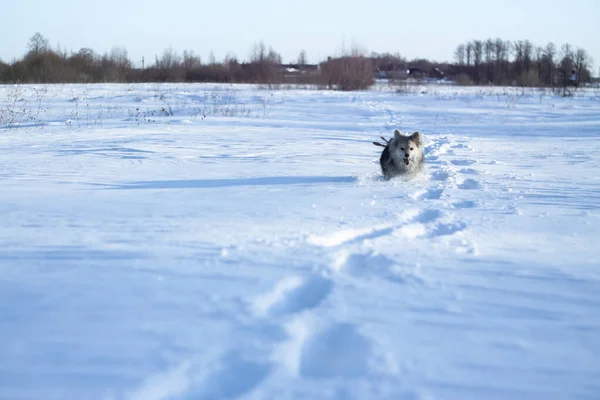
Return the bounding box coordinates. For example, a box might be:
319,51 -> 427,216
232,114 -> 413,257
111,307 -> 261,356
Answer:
453,38 -> 593,87
0,33 -> 377,90
0,33 -> 595,89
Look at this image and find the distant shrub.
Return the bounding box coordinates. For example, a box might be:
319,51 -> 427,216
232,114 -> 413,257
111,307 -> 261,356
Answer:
518,70 -> 541,87
320,56 -> 374,91
392,80 -> 418,95
455,73 -> 474,86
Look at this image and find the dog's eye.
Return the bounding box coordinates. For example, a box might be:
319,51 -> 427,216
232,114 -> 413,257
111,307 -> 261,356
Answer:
400,147 -> 405,151
410,147 -> 414,150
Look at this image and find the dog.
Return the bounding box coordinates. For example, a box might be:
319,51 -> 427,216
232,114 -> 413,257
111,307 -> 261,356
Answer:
373,130 -> 424,179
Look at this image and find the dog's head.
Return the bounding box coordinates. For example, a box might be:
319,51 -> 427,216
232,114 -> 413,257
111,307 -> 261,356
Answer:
391,130 -> 422,166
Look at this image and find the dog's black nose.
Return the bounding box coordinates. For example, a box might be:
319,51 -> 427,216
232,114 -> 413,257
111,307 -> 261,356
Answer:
404,153 -> 409,158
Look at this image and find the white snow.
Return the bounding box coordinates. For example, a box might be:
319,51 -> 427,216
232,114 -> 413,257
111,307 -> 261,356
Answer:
1,82 -> 599,400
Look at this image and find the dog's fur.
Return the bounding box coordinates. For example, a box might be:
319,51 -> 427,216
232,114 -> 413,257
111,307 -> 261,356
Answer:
375,130 -> 424,179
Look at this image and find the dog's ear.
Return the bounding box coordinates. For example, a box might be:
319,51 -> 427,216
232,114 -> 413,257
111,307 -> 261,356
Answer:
394,129 -> 402,141
410,131 -> 422,146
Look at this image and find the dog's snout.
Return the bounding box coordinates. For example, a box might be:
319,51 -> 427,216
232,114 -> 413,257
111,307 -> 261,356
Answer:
404,153 -> 409,158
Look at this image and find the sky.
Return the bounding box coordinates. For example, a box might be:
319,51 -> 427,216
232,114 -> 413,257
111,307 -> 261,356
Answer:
1,0 -> 598,72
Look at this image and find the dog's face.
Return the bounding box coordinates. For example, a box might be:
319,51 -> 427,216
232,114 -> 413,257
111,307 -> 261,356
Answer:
392,130 -> 422,166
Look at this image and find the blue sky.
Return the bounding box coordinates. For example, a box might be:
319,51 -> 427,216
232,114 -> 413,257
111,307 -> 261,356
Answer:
1,0 -> 598,71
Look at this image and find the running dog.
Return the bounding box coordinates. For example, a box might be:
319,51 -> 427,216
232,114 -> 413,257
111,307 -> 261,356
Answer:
373,130 -> 424,179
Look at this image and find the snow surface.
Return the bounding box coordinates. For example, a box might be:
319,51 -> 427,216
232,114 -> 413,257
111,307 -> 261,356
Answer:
1,83 -> 599,400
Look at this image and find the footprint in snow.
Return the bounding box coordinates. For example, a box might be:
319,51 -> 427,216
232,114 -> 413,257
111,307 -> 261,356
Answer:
196,350 -> 272,400
298,322 -> 371,379
430,170 -> 453,181
457,178 -> 482,190
307,208 -> 445,252
450,159 -> 477,166
453,200 -> 478,209
252,275 -> 333,318
458,168 -> 479,175
307,225 -> 396,248
132,352 -> 272,400
429,221 -> 467,237
409,209 -> 466,239
412,209 -> 443,223
451,143 -> 472,150
333,251 -> 424,284
411,188 -> 444,200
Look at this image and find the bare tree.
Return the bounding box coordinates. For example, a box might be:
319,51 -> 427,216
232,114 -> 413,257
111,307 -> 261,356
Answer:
156,46 -> 181,69
267,47 -> 282,64
541,42 -> 557,85
108,46 -> 131,69
473,40 -> 483,83
534,45 -> 543,82
298,50 -> 307,66
250,41 -> 267,64
223,52 -> 237,65
574,48 -> 592,83
484,39 -> 494,82
544,42 -> 557,61
513,40 -> 524,78
70,47 -> 97,77
494,38 -> 505,83
494,38 -> 503,63
560,43 -> 574,68
249,41 -> 282,84
465,42 -> 473,66
27,32 -> 50,56
454,44 -> 465,66
182,50 -> 201,69
554,43 -> 575,91
523,40 -> 533,72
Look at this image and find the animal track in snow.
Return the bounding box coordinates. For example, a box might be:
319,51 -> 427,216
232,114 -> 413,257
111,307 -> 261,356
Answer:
427,144 -> 451,158
457,178 -> 482,190
458,168 -> 479,175
298,322 -> 372,379
451,143 -> 472,150
397,223 -> 427,239
307,225 -> 396,248
252,274 -> 333,318
196,350 -> 272,400
429,221 -> 467,237
412,209 -> 443,223
140,351 -> 272,400
309,208 -> 443,251
430,169 -> 455,182
411,209 -> 466,239
453,200 -> 478,209
411,188 -> 444,200
450,159 -> 477,166
425,136 -> 452,153
454,239 -> 480,256
333,251 -> 424,284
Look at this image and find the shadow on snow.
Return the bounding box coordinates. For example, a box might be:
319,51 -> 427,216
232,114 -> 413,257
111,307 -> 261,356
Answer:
101,175 -> 358,190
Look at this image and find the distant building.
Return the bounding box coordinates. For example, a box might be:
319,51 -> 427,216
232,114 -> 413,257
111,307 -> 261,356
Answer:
278,63 -> 320,82
376,63 -> 408,80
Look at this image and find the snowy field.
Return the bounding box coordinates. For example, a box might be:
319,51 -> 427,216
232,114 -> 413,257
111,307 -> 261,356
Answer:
1,82 -> 599,400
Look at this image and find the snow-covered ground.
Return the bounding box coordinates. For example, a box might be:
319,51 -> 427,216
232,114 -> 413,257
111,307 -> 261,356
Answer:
1,83 -> 599,400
